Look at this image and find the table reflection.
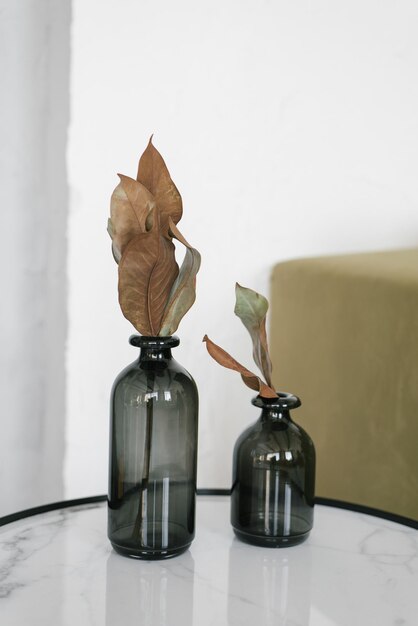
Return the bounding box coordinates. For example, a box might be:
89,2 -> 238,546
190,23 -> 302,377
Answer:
227,538 -> 312,625
105,551 -> 195,626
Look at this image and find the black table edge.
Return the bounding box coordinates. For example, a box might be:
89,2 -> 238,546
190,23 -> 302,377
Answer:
314,496 -> 418,529
0,491 -> 417,529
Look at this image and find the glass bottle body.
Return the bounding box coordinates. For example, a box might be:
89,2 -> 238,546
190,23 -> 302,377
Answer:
108,335 -> 198,559
231,393 -> 315,547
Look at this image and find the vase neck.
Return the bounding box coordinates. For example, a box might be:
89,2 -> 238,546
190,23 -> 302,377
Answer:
260,406 -> 292,422
129,335 -> 179,361
252,391 -> 301,422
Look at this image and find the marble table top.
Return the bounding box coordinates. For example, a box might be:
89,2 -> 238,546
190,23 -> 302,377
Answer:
0,495 -> 417,625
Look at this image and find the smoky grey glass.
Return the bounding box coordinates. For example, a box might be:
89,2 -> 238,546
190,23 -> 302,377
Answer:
108,335 -> 198,559
231,392 -> 315,547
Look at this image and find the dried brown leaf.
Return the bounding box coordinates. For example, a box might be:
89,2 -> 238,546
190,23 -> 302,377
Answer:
137,137 -> 183,235
109,176 -> 156,262
118,212 -> 179,335
202,335 -> 277,398
167,216 -> 191,247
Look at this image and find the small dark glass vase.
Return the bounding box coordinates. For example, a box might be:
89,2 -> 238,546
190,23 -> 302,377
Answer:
231,392 -> 315,547
108,335 -> 198,559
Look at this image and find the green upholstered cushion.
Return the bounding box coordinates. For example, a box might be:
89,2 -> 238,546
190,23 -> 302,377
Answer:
270,248 -> 418,520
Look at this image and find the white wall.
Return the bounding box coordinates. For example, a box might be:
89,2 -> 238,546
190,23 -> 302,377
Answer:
0,0 -> 70,515
66,0 -> 418,498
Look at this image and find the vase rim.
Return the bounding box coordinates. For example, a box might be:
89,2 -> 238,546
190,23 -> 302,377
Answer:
129,335 -> 180,348
252,391 -> 301,410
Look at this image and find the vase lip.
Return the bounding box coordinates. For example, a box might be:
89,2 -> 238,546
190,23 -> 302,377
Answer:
252,391 -> 301,410
129,334 -> 180,348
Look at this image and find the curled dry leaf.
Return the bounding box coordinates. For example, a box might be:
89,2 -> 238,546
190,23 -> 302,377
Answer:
108,175 -> 156,262
159,218 -> 201,336
234,283 -> 273,387
203,335 -> 277,399
118,212 -> 179,335
137,137 -> 183,236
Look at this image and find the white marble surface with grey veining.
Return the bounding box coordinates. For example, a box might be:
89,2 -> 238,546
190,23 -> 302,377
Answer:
0,496 -> 417,625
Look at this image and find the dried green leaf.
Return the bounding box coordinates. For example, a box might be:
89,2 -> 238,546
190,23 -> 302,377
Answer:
137,137 -> 183,235
118,211 -> 179,335
234,283 -> 273,387
159,219 -> 201,336
109,175 -> 156,262
202,335 -> 277,398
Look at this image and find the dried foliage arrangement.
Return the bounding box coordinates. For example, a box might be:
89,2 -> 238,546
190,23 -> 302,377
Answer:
203,284 -> 278,398
108,137 -> 201,336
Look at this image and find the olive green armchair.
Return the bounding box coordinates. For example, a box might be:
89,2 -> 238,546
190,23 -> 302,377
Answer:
270,248 -> 418,520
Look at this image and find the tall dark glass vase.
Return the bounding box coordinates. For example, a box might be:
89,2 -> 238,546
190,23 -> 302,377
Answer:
108,335 -> 198,559
231,392 -> 315,547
